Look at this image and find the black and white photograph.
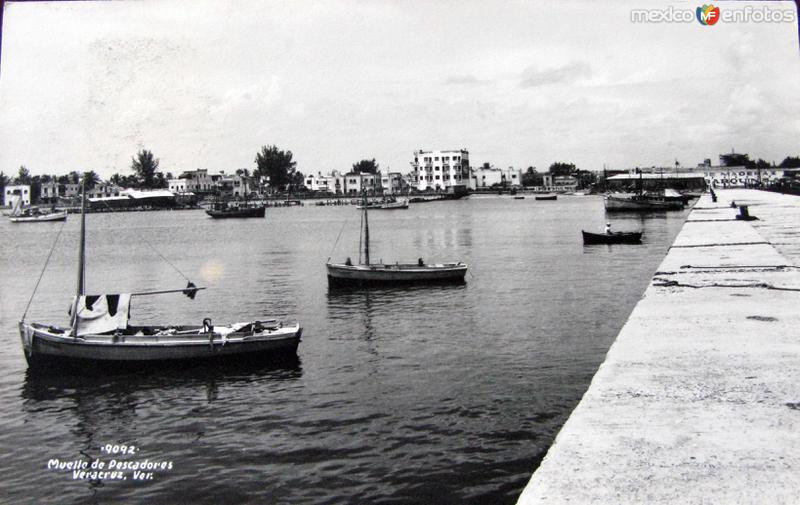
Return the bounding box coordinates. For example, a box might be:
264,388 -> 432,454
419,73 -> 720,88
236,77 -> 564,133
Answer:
1,1 -> 799,503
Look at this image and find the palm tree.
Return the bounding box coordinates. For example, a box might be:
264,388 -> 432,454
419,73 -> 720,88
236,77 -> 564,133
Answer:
131,149 -> 161,188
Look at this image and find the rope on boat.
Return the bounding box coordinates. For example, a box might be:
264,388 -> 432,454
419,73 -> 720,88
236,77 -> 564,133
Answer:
329,217 -> 349,259
21,219 -> 68,321
97,198 -> 193,283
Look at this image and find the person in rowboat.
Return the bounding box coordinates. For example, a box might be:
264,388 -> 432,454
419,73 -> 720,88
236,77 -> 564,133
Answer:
605,223 -> 612,234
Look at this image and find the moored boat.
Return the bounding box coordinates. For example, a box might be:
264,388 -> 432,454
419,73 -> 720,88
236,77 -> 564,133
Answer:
582,230 -> 643,244
7,199 -> 68,222
19,183 -> 300,369
205,201 -> 265,218
327,193 -> 467,287
535,194 -> 557,201
9,210 -> 68,223
604,193 -> 684,211
356,198 -> 409,210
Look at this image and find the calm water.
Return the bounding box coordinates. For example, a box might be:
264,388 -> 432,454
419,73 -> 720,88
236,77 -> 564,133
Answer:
0,196 -> 689,504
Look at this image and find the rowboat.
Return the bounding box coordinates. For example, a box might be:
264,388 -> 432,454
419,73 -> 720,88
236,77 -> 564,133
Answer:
19,183 -> 300,369
535,194 -> 557,201
327,193 -> 467,287
581,230 -> 643,244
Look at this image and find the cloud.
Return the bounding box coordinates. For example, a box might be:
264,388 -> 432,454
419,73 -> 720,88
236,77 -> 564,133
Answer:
444,75 -> 485,85
520,61 -> 592,88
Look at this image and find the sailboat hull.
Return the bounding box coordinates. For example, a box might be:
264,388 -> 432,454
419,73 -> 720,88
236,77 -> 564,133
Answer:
326,263 -> 467,287
9,211 -> 68,223
19,321 -> 301,368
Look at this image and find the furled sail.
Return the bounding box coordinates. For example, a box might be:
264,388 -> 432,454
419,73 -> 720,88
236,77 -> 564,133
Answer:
70,294 -> 132,336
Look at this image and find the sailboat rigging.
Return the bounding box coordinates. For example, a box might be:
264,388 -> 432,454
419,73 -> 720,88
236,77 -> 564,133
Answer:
19,180 -> 301,369
326,192 -> 467,287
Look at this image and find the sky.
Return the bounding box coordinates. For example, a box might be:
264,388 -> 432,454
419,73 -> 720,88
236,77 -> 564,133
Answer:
0,0 -> 798,179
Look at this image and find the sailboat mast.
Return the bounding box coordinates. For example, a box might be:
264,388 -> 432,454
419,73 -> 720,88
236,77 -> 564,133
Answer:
76,180 -> 86,296
363,192 -> 370,265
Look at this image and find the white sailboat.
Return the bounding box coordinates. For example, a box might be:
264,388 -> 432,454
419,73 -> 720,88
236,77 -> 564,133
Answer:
19,185 -> 301,369
8,198 -> 68,223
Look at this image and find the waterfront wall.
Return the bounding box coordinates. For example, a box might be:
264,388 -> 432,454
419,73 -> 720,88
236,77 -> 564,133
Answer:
518,189 -> 800,504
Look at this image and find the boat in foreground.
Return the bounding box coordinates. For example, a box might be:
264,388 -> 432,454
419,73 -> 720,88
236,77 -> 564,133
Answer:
535,194 -> 557,201
327,193 -> 467,287
582,230 -> 643,244
20,185 -> 300,369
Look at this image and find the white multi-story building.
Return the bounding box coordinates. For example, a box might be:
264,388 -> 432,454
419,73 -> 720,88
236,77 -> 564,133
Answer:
343,172 -> 380,194
4,184 -> 31,207
470,166 -> 522,189
410,149 -> 470,191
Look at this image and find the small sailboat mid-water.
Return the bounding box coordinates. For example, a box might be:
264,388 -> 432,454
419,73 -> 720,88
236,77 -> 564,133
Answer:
326,193 -> 467,287
19,183 -> 300,369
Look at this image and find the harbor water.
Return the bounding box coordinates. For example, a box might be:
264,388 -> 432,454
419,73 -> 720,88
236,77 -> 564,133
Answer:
0,195 -> 689,504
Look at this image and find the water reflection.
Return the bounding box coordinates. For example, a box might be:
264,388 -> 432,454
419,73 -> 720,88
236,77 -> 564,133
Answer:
21,357 -> 303,403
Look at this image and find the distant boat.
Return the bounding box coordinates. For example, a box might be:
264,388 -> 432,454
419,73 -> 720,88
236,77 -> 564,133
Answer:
514,196 -> 525,200
19,186 -> 301,369
582,230 -> 643,244
604,193 -> 684,211
7,199 -> 67,223
535,194 -> 557,201
205,201 -> 265,218
605,170 -> 685,211
327,194 -> 467,287
356,198 -> 409,210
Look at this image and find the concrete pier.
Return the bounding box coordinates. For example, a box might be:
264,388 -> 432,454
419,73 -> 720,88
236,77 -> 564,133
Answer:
518,189 -> 800,505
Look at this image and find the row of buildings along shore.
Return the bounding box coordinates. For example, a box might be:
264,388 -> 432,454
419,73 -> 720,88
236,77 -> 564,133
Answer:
4,150 -> 799,207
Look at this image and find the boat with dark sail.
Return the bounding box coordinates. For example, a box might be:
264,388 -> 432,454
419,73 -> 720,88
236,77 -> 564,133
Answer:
581,230 -> 643,244
19,185 -> 300,369
326,194 -> 467,287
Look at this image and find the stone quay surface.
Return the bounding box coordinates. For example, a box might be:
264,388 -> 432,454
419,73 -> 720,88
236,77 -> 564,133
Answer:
518,189 -> 800,505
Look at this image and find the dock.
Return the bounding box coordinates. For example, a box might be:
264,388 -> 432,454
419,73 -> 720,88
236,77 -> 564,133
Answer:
518,189 -> 800,504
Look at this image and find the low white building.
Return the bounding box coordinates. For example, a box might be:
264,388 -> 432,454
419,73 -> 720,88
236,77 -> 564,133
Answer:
169,169 -> 215,193
87,183 -> 123,199
698,165 -> 782,187
4,184 -> 31,207
410,149 -> 470,191
470,166 -> 522,189
541,174 -> 578,192
305,171 -> 341,193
